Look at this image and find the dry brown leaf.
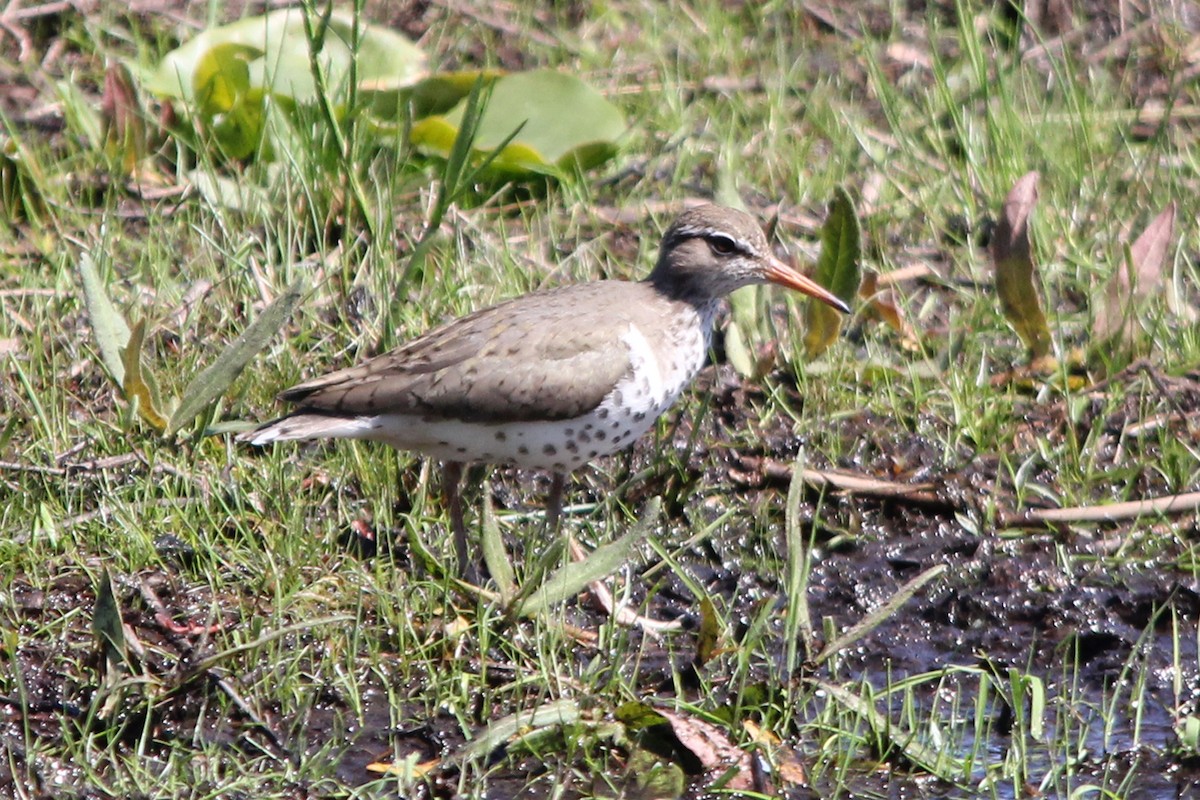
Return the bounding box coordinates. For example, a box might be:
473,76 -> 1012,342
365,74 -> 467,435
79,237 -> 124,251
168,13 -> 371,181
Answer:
775,746 -> 808,786
859,270 -> 920,349
366,756 -> 440,776
1094,202 -> 1176,343
655,708 -> 757,791
992,171 -> 1051,361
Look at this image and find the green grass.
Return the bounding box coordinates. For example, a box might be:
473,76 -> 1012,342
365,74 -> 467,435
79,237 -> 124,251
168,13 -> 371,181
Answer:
3,1 -> 1200,798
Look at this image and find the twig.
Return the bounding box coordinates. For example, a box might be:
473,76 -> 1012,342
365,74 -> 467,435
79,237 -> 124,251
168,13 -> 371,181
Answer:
1001,491 -> 1200,527
568,537 -> 683,640
757,457 -> 951,512
137,577 -> 225,637
762,457 -> 1200,529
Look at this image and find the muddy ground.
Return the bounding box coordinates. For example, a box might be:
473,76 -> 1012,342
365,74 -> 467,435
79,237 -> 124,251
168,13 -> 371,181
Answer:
4,1 -> 1200,798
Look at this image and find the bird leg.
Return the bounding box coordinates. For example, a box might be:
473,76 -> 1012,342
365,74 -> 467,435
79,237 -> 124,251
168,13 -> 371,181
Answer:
442,460 -> 470,578
546,472 -> 566,533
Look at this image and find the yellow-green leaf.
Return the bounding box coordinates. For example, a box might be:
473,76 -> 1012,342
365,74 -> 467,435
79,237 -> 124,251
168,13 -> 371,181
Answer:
696,596 -> 722,666
992,171 -> 1051,361
479,482 -> 516,604
120,319 -> 168,432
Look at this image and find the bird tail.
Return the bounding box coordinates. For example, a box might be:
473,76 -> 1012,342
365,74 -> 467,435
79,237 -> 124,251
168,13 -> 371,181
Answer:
237,412 -> 376,446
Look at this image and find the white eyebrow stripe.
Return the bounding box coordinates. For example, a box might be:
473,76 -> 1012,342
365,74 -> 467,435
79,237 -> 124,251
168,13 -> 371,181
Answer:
671,225 -> 759,257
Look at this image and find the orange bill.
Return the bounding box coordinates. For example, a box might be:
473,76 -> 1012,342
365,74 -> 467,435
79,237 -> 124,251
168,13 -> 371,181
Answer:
764,255 -> 851,314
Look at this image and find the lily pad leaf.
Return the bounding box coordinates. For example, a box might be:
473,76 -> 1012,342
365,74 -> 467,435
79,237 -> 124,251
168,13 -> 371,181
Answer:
363,68 -> 505,125
191,42 -> 265,160
148,8 -> 427,106
804,185 -> 861,359
992,171 -> 1051,362
410,70 -> 626,179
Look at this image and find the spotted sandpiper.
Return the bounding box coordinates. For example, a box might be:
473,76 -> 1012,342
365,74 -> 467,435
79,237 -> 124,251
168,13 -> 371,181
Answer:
240,204 -> 849,575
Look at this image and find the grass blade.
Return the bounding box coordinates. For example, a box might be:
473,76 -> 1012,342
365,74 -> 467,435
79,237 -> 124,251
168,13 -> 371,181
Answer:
784,450 -> 816,670
814,563 -> 947,667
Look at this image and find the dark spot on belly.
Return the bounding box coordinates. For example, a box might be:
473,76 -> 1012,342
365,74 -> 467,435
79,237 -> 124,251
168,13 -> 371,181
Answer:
598,408 -> 609,420
495,431 -> 507,441
565,441 -> 579,453
544,444 -> 557,455
518,445 -> 529,455
595,431 -> 607,441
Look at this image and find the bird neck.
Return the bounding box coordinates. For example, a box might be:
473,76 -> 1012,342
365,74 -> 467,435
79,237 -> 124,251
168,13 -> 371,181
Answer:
645,262 -> 720,307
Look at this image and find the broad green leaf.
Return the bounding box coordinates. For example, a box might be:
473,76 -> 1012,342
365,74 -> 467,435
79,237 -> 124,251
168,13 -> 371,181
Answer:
615,700 -> 669,731
722,313 -> 756,378
187,169 -> 269,212
168,282 -> 303,435
804,186 -> 861,359
148,8 -> 427,105
1094,201 -> 1176,345
78,252 -> 132,386
410,70 -> 625,180
478,483 -> 516,604
516,497 -> 658,617
459,699 -> 581,763
120,319 -> 168,432
812,678 -> 965,779
992,171 -> 1051,361
92,568 -> 129,669
193,42 -> 255,115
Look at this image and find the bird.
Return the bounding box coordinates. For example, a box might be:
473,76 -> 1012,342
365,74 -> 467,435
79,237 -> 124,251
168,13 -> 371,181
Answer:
239,204 -> 850,577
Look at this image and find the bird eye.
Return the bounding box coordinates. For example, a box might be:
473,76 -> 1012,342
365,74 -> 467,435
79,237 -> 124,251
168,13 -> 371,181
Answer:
707,234 -> 738,255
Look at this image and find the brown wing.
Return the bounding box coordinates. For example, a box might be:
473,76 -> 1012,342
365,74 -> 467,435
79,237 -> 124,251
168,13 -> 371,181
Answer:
278,282 -> 638,423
